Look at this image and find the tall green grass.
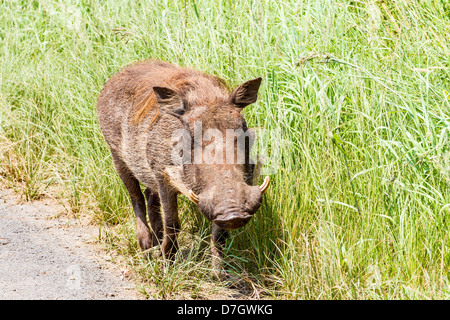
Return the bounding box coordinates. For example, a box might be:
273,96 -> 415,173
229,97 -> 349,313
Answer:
1,0 -> 449,299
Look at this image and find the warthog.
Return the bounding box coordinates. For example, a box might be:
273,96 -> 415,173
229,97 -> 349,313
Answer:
97,60 -> 270,268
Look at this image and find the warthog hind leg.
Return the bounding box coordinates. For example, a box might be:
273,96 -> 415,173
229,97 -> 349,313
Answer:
111,153 -> 152,252
158,182 -> 180,260
144,187 -> 163,247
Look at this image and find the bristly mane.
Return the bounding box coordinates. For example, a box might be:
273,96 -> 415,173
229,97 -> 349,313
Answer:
131,65 -> 230,125
132,86 -> 159,125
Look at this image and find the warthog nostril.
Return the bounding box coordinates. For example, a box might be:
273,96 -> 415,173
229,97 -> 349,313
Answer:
214,213 -> 252,230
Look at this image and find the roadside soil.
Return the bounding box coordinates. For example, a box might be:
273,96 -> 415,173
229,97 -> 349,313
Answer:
0,187 -> 142,300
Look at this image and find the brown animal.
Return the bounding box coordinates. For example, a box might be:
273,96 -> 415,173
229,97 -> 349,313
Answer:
97,60 -> 270,269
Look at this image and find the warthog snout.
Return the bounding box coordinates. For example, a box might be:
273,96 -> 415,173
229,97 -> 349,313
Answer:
213,212 -> 253,230
192,176 -> 270,230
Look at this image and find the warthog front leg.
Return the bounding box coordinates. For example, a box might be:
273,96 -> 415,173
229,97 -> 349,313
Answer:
158,182 -> 180,260
211,223 -> 229,272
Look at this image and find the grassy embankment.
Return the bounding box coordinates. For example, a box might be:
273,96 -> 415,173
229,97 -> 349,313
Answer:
1,0 -> 449,298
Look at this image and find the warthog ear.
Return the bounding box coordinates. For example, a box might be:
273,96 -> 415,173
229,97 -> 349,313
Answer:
153,86 -> 186,116
230,77 -> 262,109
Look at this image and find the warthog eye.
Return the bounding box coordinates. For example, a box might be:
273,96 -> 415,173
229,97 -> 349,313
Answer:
173,107 -> 186,116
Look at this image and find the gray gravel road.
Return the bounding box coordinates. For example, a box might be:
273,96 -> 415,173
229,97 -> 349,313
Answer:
0,188 -> 140,300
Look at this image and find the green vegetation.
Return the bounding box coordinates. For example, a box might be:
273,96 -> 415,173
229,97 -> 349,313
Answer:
1,0 -> 449,299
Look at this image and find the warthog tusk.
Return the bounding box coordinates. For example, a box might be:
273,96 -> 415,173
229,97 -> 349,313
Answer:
259,176 -> 271,194
188,190 -> 199,204
188,177 -> 269,204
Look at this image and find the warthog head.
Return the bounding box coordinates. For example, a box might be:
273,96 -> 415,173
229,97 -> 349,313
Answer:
155,77 -> 270,230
